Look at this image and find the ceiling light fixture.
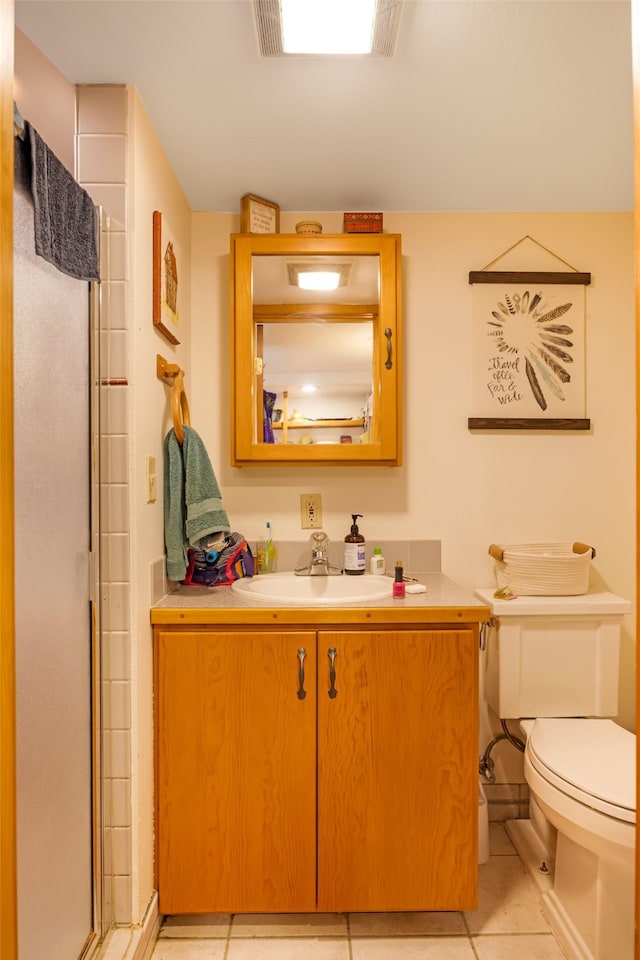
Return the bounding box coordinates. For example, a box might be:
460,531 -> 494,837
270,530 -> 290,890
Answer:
287,261 -> 352,292
254,0 -> 402,57
283,0 -> 375,55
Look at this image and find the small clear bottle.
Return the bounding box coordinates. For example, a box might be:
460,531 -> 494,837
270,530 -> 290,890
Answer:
370,547 -> 386,575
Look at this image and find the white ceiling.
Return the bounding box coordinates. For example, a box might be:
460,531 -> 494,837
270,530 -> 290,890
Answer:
14,0 -> 633,214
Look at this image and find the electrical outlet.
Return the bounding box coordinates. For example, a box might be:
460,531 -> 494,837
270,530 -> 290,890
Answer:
300,493 -> 322,529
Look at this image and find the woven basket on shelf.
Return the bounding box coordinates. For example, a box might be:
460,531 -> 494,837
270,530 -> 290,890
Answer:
488,542 -> 595,596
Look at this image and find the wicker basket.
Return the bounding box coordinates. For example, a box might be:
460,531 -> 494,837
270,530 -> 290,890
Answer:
488,542 -> 595,596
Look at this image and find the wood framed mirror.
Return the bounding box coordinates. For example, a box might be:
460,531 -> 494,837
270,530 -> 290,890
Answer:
230,232 -> 402,466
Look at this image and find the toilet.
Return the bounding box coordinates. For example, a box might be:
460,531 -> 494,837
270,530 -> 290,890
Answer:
475,589 -> 635,960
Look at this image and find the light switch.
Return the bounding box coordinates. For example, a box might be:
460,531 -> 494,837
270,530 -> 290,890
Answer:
146,455 -> 157,503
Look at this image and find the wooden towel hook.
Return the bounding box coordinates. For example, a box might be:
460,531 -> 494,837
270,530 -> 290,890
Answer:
157,354 -> 191,444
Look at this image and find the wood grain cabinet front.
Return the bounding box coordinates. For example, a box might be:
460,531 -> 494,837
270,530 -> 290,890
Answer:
155,626 -> 478,915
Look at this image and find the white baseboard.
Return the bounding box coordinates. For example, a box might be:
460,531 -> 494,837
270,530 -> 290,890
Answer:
96,892 -> 160,960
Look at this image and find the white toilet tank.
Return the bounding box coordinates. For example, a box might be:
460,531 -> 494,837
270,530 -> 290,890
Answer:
474,591 -> 631,719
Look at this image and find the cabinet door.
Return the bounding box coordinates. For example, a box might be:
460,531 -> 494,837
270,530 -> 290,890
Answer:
156,630 -> 317,913
317,629 -> 478,912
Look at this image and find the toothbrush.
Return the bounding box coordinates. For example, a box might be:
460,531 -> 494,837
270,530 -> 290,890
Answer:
265,521 -> 273,573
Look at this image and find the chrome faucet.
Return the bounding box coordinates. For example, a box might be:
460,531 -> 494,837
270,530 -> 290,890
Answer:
295,531 -> 343,576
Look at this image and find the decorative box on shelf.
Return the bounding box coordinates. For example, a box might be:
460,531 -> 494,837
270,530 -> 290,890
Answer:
343,212 -> 383,233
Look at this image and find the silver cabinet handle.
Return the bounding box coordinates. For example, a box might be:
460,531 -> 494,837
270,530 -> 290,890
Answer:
297,647 -> 307,700
384,327 -> 393,370
328,646 -> 338,699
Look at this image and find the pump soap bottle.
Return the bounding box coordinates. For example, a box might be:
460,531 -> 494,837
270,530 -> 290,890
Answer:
344,514 -> 366,575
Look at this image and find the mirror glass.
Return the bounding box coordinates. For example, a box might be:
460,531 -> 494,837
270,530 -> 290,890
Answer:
253,254 -> 379,446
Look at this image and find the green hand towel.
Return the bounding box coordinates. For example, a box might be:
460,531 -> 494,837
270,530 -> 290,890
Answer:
163,428 -> 188,580
163,425 -> 230,581
182,425 -> 230,545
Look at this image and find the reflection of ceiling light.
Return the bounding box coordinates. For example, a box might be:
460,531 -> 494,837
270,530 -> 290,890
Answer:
301,384 -> 318,394
254,0 -> 402,57
299,272 -> 340,291
287,261 -> 352,291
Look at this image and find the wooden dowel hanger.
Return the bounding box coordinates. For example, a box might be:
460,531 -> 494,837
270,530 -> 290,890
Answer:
157,353 -> 191,444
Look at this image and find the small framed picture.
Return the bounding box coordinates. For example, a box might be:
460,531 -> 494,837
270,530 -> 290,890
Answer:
153,210 -> 181,345
241,193 -> 280,234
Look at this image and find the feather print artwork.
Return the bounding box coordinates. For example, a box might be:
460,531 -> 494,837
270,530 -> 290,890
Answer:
485,290 -> 575,410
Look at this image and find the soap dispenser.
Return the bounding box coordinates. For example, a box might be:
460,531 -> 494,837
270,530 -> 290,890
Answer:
344,514 -> 366,575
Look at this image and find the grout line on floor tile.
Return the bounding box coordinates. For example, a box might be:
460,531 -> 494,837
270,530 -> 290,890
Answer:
229,935 -> 351,940
469,934 -> 482,959
469,931 -> 557,940
157,935 -> 232,941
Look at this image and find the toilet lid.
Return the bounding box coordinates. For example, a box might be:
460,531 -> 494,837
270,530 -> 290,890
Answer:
527,718 -> 636,824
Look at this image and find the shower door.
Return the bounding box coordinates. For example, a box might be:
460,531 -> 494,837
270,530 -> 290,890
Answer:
13,171 -> 94,958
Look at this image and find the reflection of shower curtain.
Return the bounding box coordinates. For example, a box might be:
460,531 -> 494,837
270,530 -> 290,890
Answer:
263,389 -> 276,443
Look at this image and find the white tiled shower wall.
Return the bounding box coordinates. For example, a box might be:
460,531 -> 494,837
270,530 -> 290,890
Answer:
77,84 -> 133,925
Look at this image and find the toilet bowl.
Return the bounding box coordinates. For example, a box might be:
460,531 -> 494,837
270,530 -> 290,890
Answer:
475,589 -> 635,960
511,718 -> 635,960
524,718 -> 634,860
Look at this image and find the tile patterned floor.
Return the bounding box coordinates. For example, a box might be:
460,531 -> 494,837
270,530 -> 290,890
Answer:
151,824 -> 566,960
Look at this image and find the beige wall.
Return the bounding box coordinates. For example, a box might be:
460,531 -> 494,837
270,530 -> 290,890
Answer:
191,209 -> 636,752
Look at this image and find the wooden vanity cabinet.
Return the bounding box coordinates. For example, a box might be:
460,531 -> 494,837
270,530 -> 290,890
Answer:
155,625 -> 478,915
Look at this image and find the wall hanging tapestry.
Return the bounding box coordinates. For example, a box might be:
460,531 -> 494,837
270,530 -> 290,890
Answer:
468,236 -> 591,430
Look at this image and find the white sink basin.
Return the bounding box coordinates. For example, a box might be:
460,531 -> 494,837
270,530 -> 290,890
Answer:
231,573 -> 393,605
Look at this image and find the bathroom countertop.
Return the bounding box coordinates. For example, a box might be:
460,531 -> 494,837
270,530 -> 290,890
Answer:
151,571 -> 490,627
